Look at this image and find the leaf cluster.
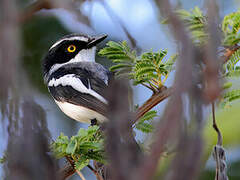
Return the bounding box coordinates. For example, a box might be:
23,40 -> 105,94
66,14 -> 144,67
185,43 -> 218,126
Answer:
99,41 -> 177,92
174,7 -> 240,106
51,126 -> 105,170
221,49 -> 240,106
222,10 -> 240,46
176,8 -> 240,47
223,49 -> 240,78
176,7 -> 208,45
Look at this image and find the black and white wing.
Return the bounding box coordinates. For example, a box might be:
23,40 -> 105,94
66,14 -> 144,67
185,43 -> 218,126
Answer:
47,62 -> 111,118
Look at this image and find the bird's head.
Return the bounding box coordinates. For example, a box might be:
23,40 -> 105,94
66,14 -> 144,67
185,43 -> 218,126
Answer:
42,34 -> 107,81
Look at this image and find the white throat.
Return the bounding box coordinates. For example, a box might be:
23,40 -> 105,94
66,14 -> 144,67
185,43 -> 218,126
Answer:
48,47 -> 96,77
73,47 -> 96,63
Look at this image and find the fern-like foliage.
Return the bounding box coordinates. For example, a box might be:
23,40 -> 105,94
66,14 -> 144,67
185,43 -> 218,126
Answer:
224,89 -> 240,102
224,49 -> 240,78
221,49 -> 240,106
222,10 -> 240,46
51,126 -> 105,170
98,41 -> 136,77
176,7 -> 207,45
175,8 -> 240,46
135,110 -> 157,133
99,41 -> 177,92
161,7 -> 208,45
169,7 -> 240,106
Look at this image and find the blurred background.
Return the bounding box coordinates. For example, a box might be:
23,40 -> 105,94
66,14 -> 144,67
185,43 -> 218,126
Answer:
0,0 -> 240,179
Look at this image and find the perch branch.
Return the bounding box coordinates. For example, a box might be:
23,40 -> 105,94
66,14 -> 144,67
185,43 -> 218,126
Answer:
211,102 -> 222,146
132,87 -> 173,125
211,102 -> 229,180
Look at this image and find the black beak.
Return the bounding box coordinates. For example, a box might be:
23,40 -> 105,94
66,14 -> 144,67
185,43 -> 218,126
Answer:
87,34 -> 108,48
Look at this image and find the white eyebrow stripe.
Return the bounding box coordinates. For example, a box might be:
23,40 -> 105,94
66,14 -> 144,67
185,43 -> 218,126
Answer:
48,74 -> 108,104
50,36 -> 89,50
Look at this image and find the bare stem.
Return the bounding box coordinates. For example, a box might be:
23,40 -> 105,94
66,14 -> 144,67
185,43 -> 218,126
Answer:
141,83 -> 155,91
76,170 -> 86,180
133,87 -> 172,125
212,102 -> 223,146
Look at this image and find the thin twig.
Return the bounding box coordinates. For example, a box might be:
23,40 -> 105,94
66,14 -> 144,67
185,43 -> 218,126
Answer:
58,164 -> 75,180
141,83 -> 155,92
212,102 -> 228,180
222,45 -> 240,63
98,0 -> 137,48
211,102 -> 222,146
19,0 -> 52,23
76,170 -> 86,180
87,164 -> 97,173
87,164 -> 104,180
64,156 -> 88,180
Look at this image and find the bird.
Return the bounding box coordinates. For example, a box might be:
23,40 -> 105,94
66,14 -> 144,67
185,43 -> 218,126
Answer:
42,34 -> 111,125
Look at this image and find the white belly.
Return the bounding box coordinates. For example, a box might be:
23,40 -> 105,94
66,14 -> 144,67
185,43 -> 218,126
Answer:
55,100 -> 107,123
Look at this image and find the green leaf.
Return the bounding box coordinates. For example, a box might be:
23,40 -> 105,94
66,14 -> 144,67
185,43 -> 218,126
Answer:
139,110 -> 157,122
165,54 -> 178,72
51,126 -> 105,171
79,142 -> 102,150
136,122 -> 154,133
226,70 -> 240,77
176,7 -> 207,45
87,125 -> 99,134
66,138 -> 77,155
106,41 -> 124,50
135,110 -> 157,133
110,64 -> 133,72
77,128 -> 88,137
223,82 -> 232,90
99,41 -> 176,90
0,156 -> 6,164
98,40 -> 136,79
58,133 -> 69,141
135,66 -> 156,78
75,157 -> 90,170
157,50 -> 168,66
222,10 -> 240,46
224,89 -> 240,102
224,49 -> 240,78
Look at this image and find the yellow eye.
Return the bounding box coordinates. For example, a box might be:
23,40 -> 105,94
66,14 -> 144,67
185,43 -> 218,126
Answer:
67,45 -> 76,53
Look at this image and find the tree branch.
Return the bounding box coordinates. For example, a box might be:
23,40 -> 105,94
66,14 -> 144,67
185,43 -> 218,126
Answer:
19,0 -> 52,23
221,45 -> 240,63
58,164 -> 75,180
132,87 -> 172,125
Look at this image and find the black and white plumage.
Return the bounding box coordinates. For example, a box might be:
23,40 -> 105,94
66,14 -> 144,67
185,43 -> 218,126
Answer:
42,34 -> 111,124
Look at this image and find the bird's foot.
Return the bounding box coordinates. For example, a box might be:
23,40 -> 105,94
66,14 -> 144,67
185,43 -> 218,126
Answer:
90,118 -> 98,126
